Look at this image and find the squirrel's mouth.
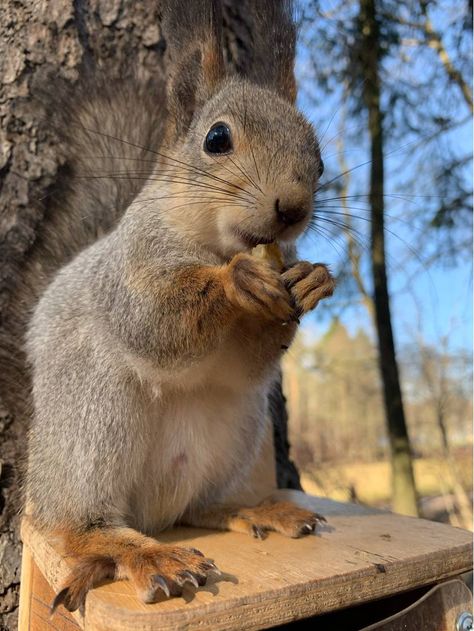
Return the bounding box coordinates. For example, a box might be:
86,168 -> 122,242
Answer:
233,228 -> 275,249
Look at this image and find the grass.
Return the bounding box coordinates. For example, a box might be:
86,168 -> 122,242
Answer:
301,454 -> 473,508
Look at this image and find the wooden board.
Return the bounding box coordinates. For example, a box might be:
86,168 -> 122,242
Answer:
21,491 -> 473,631
18,545 -> 82,631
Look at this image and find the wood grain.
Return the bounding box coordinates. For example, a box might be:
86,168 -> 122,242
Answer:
21,491 -> 473,631
18,544 -> 82,631
18,543 -> 33,631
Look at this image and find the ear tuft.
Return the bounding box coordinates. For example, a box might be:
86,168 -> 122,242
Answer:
222,0 -> 297,103
162,0 -> 225,137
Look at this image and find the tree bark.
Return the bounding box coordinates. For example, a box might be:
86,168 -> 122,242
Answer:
0,3 -> 299,627
358,0 -> 419,517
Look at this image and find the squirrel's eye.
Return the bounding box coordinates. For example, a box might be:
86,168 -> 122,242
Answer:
205,123 -> 232,155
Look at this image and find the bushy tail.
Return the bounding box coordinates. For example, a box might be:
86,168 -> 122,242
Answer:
0,76 -> 166,419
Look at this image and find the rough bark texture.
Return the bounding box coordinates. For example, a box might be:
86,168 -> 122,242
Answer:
358,0 -> 418,517
0,2 -> 299,627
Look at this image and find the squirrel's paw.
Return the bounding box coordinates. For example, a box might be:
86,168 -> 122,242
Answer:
282,261 -> 335,317
53,545 -> 219,611
224,253 -> 292,322
118,544 -> 219,603
237,500 -> 326,540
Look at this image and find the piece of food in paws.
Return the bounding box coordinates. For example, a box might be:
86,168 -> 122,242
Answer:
252,243 -> 284,272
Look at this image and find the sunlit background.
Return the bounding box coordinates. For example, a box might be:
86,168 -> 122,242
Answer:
282,0 -> 473,529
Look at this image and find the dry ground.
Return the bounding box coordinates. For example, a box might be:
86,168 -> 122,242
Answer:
301,452 -> 473,528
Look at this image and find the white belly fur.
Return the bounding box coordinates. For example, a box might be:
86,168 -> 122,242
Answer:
128,366 -> 269,534
124,320 -> 278,534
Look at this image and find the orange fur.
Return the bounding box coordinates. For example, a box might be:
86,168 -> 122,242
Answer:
222,253 -> 293,322
182,500 -> 326,540
51,526 -> 219,611
282,262 -> 335,316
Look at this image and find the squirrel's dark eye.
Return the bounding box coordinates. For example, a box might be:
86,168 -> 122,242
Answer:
205,123 -> 232,155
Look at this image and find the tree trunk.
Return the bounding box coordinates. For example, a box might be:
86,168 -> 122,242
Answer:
269,379 -> 303,490
0,3 -> 298,627
358,0 -> 419,517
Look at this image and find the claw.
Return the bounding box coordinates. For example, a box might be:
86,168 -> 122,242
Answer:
207,564 -> 222,576
51,588 -> 70,614
252,524 -> 266,540
314,512 -> 327,523
200,560 -> 220,574
188,547 -> 205,556
152,575 -> 171,598
301,523 -> 314,534
179,571 -> 199,589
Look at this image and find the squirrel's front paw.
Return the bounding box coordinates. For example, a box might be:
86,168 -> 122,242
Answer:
282,261 -> 335,317
224,253 -> 292,321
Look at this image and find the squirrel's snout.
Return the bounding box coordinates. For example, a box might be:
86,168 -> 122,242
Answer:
274,197 -> 309,226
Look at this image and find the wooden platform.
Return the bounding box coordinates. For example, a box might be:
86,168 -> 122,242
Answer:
19,490 -> 473,630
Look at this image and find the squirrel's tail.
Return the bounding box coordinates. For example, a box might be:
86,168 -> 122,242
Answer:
0,76 -> 166,419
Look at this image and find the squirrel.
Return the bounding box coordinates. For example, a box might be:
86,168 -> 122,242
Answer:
25,0 -> 335,612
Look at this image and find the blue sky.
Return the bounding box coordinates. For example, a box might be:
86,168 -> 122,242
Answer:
293,3 -> 473,357
296,140 -> 473,354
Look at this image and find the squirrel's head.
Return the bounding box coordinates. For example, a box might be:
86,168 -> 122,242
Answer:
154,0 -> 322,260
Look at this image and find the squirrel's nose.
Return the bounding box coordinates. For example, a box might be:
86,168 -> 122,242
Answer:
275,198 -> 307,226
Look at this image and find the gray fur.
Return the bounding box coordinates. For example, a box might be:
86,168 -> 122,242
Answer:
26,2 -> 322,536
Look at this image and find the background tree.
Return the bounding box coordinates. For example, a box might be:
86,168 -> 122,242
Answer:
298,0 -> 472,516
283,324 -> 472,517
405,332 -> 472,528
356,0 -> 418,516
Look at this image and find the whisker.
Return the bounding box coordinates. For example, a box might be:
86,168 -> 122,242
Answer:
229,153 -> 263,194
68,121 -> 258,198
312,216 -> 369,252
249,145 -> 263,192
75,172 -> 255,203
305,223 -> 347,262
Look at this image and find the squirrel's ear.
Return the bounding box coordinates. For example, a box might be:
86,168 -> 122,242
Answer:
163,0 -> 225,138
222,0 -> 297,104
276,53 -> 297,104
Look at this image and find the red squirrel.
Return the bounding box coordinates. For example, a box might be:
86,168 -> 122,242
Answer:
26,0 -> 334,611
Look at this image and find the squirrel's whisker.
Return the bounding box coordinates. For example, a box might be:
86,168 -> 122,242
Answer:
248,145 -> 263,191
305,223 -> 347,261
71,121 -> 258,199
227,153 -> 263,195
76,173 -> 256,203
187,128 -> 262,195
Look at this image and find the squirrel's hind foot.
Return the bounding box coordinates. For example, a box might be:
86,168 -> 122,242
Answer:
182,500 -> 326,540
51,525 -> 219,612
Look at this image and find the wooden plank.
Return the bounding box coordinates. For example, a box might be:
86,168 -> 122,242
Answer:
30,558 -> 83,631
18,543 -> 33,631
21,491 -> 473,631
18,543 -> 83,631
